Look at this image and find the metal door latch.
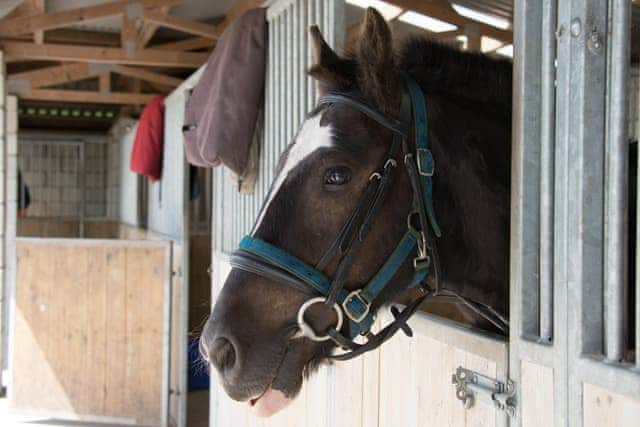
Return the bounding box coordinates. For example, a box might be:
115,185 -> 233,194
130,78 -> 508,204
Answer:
451,366 -> 516,417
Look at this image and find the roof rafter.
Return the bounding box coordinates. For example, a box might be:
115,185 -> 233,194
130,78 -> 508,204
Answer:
114,65 -> 182,87
386,0 -> 512,43
19,89 -> 160,105
0,0 -> 184,37
152,36 -> 214,51
1,41 -> 208,67
141,9 -> 221,39
7,62 -> 109,91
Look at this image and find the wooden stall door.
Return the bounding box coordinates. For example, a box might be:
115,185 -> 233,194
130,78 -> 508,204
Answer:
377,312 -> 509,427
10,238 -> 173,426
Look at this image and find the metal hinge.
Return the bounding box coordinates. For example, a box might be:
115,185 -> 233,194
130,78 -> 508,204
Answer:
451,366 -> 516,417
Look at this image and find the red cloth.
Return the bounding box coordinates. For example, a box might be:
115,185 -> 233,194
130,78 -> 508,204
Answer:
130,95 -> 165,181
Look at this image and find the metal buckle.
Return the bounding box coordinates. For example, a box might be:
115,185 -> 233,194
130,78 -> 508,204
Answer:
416,148 -> 434,176
342,290 -> 371,323
407,211 -> 430,271
296,297 -> 343,342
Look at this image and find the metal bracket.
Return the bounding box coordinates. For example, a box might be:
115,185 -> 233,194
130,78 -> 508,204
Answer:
451,367 -> 516,417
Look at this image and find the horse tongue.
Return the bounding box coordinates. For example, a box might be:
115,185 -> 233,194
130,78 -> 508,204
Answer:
249,387 -> 292,417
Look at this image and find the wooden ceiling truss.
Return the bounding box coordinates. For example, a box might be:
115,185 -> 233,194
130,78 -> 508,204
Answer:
0,0 -> 262,106
0,0 -> 512,108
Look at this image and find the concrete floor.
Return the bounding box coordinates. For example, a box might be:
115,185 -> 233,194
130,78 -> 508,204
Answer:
0,391 -> 210,427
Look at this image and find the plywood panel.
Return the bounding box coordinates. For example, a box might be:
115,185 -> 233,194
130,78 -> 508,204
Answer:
17,218 -> 119,238
521,360 -> 554,427
11,238 -> 171,426
17,218 -> 78,237
84,220 -> 119,238
583,383 -> 640,427
378,312 -> 507,427
119,223 -> 149,240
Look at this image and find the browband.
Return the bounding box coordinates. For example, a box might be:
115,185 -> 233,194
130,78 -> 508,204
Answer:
318,92 -> 408,138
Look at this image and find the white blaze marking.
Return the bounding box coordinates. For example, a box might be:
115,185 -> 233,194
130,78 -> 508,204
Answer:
254,113 -> 334,229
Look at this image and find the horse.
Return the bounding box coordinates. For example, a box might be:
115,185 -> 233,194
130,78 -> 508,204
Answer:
200,7 -> 512,417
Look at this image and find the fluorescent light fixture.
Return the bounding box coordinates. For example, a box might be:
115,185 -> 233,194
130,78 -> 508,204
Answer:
481,36 -> 503,53
451,3 -> 511,30
456,35 -> 467,49
345,0 -> 403,21
399,11 -> 457,33
495,44 -> 513,58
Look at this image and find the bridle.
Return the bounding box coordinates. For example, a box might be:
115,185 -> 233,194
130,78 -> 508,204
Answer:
229,74 -> 508,361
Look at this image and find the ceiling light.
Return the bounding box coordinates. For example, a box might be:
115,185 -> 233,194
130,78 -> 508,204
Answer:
481,36 -> 503,53
456,35 -> 468,49
398,11 -> 457,33
495,44 -> 514,58
451,3 -> 511,30
345,0 -> 403,21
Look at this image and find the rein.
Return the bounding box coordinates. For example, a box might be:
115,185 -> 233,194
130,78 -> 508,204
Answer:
230,74 -> 508,360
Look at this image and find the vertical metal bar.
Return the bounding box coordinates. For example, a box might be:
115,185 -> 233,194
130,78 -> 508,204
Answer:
278,12 -> 286,177
292,1 -> 300,137
512,0 -> 543,340
286,6 -> 295,144
603,0 -> 631,362
300,0 -> 308,118
637,137 -> 640,368
313,0 -> 323,106
307,0 -> 316,111
539,0 -> 557,342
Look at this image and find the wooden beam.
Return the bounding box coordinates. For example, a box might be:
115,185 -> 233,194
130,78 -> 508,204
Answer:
121,13 -> 138,53
0,0 -> 184,37
152,36 -> 213,51
141,10 -> 221,39
1,41 -> 208,67
136,5 -> 170,49
19,89 -> 159,105
114,65 -> 182,87
7,62 -> 97,90
428,28 -> 463,41
99,72 -> 111,94
386,0 -> 512,43
33,0 -> 44,44
45,28 -> 122,46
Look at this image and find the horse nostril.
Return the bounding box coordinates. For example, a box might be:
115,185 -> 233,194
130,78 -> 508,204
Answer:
210,337 -> 237,372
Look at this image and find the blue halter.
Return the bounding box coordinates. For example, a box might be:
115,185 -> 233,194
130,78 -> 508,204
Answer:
233,74 -> 441,347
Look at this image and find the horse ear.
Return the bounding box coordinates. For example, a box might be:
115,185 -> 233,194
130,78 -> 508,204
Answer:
354,8 -> 399,113
308,25 -> 354,95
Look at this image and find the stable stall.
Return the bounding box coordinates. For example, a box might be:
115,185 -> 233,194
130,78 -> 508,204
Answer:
207,0 -> 640,426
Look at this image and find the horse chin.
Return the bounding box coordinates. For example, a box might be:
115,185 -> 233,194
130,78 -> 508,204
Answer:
248,387 -> 293,417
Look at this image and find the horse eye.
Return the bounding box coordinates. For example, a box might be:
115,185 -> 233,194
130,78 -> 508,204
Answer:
323,166 -> 352,188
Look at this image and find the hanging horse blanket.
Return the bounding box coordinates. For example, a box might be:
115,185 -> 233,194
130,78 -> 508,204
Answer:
130,95 -> 165,181
182,8 -> 267,177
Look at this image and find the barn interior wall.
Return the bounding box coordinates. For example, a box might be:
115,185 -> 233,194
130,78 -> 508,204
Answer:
17,137 -> 109,219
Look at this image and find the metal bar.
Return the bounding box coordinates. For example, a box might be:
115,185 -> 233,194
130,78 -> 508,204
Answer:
314,0 -> 323,107
287,4 -> 294,149
307,0 -> 316,111
300,0 -> 308,119
603,0 -> 631,362
538,0 -> 557,343
511,0 -> 542,340
293,0 -> 300,137
637,136 -> 640,368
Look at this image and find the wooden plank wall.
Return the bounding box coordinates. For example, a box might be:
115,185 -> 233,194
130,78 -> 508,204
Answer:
10,238 -> 171,426
583,383 -> 640,427
17,218 -> 120,238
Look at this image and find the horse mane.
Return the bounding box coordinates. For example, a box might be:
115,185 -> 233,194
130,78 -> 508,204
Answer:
397,38 -> 512,117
